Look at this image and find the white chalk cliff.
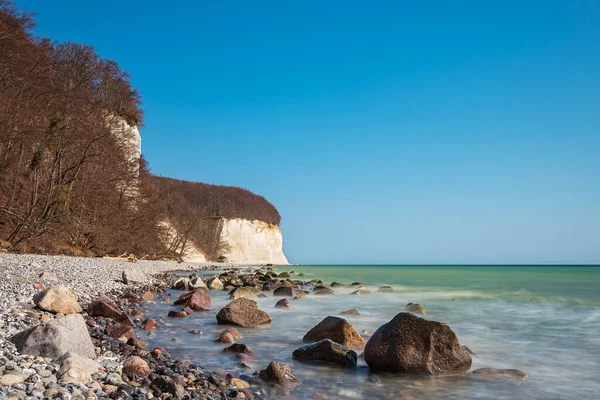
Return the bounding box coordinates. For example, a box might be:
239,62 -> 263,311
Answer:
110,116 -> 289,265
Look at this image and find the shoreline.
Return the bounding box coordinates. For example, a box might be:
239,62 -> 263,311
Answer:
0,253 -> 268,400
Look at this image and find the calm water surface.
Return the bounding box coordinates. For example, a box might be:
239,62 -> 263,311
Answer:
139,265 -> 600,399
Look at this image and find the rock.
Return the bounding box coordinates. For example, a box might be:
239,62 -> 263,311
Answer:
131,309 -> 144,317
530,297 -> 544,302
33,285 -> 82,314
405,303 -> 426,314
223,343 -> 253,354
173,277 -> 189,291
168,310 -> 188,318
350,282 -> 363,286
143,317 -> 158,330
350,289 -> 371,296
0,372 -> 27,386
57,352 -> 101,374
11,314 -> 95,359
278,272 -> 291,278
39,271 -> 58,283
273,286 -> 305,298
364,312 -> 472,375
152,375 -> 186,399
123,356 -> 151,377
293,339 -> 358,367
189,276 -> 208,290
215,328 -> 242,343
121,267 -> 145,283
472,368 -> 528,383
216,298 -> 272,327
140,291 -> 155,301
313,287 -> 335,295
340,309 -> 360,316
106,323 -> 135,339
378,285 -> 394,292
88,295 -> 133,325
230,287 -> 259,300
57,357 -> 92,385
208,277 -> 224,290
303,316 -> 365,348
330,282 -> 344,287
258,362 -> 300,388
174,289 -> 212,311
275,298 -> 291,308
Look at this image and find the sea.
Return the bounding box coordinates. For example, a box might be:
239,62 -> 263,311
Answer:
139,265 -> 600,399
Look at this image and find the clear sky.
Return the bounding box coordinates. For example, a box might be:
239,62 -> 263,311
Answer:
16,0 -> 600,264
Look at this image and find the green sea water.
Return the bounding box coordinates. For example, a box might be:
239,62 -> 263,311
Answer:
142,264 -> 600,399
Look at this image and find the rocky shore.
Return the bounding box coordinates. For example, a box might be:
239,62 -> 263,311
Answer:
1,254 -> 528,400
0,254 -> 268,400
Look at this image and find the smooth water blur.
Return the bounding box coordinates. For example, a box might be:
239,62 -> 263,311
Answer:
139,265 -> 600,399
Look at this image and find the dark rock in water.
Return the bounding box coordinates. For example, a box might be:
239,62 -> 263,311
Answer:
223,343 -> 253,354
172,278 -> 189,291
216,298 -> 272,327
340,308 -> 360,316
173,289 -> 212,311
298,273 -> 306,276
378,285 -> 394,293
88,295 -> 133,325
330,282 -> 344,287
143,317 -> 158,331
273,286 -> 305,298
313,287 -> 335,295
472,368 -> 528,383
350,289 -> 371,296
364,312 -> 472,375
293,339 -> 358,367
258,362 -> 300,388
278,272 -> 291,278
11,314 -> 95,359
350,282 -> 363,286
275,298 -> 291,308
303,316 -> 365,348
167,310 -> 188,318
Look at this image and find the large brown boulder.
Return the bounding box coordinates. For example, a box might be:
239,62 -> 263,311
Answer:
273,286 -> 305,298
258,362 -> 300,388
364,312 -> 472,375
303,316 -> 365,348
173,289 -> 212,311
11,314 -> 95,359
34,285 -> 82,314
216,298 -> 272,327
88,295 -> 133,325
293,339 -> 357,367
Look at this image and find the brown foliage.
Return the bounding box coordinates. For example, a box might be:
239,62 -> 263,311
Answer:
0,2 -> 281,258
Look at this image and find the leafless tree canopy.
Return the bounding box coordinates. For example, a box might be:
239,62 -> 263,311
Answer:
0,2 -> 281,257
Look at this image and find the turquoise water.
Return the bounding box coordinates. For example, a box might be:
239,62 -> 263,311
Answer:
140,265 -> 600,399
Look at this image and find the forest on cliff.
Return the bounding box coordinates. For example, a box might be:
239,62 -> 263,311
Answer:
0,2 -> 280,259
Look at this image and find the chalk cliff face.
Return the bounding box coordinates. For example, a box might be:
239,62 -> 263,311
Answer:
111,118 -> 289,265
217,218 -> 288,265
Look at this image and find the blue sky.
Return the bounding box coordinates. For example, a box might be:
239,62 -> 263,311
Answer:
16,0 -> 600,264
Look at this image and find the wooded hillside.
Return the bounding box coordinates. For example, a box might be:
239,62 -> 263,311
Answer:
0,2 -> 281,259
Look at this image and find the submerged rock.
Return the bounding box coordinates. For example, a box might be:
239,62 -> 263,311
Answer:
340,308 -> 360,316
350,289 -> 371,296
258,361 -> 300,388
378,285 -> 394,293
11,314 -> 95,359
313,287 -> 335,295
303,316 -> 365,348
472,368 -> 528,383
273,286 -> 305,298
216,298 -> 272,327
33,285 -> 82,314
293,339 -> 358,367
364,312 -> 472,375
275,298 -> 291,308
215,327 -> 243,342
405,302 -> 426,314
